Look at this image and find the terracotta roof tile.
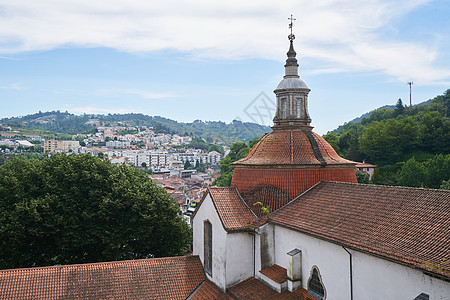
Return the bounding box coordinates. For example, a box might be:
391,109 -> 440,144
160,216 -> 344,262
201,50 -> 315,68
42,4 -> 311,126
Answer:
190,279 -> 232,299
0,255 -> 205,299
240,185 -> 291,218
231,167 -> 357,204
259,264 -> 287,284
233,129 -> 354,167
270,181 -> 450,279
227,277 -> 316,299
208,187 -> 257,232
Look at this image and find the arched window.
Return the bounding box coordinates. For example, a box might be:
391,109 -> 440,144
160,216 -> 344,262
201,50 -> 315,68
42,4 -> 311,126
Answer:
307,266 -> 326,299
204,220 -> 212,275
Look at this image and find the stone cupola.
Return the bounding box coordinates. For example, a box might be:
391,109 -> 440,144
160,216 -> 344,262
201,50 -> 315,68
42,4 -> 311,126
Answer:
273,33 -> 311,128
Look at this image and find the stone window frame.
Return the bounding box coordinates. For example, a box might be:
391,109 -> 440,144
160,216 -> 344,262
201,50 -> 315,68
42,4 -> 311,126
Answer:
307,265 -> 326,300
204,220 -> 212,276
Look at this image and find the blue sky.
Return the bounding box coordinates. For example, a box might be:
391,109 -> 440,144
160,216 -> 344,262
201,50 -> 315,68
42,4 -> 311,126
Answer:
1,0 -> 449,134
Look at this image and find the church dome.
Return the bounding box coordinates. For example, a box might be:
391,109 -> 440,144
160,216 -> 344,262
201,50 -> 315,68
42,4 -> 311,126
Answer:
230,30 -> 357,210
275,77 -> 309,91
233,128 -> 354,167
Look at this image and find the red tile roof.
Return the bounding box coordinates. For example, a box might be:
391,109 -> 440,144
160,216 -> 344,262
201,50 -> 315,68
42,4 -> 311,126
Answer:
0,256 -> 206,300
227,277 -> 316,299
202,187 -> 257,232
232,129 -> 354,167
190,279 -> 232,299
269,181 -> 450,279
239,184 -> 292,218
259,264 -> 287,284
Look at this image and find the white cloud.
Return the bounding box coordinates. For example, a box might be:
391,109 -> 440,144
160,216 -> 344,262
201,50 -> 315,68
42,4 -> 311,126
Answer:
97,88 -> 176,99
0,0 -> 448,84
0,83 -> 23,90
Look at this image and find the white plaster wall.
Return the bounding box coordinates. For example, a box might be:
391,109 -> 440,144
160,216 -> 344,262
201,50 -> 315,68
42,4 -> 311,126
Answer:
272,225 -> 450,300
353,250 -> 450,300
192,194 -> 228,291
225,232 -> 254,287
273,226 -> 351,299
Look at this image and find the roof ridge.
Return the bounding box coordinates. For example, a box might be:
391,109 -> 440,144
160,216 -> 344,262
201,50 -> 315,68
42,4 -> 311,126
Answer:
269,181 -> 322,216
0,255 -> 196,273
235,187 -> 258,219
302,128 -> 326,166
322,180 -> 450,193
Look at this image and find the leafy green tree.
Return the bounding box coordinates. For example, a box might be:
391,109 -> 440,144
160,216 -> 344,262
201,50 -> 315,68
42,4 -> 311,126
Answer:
0,154 -> 191,269
371,165 -> 400,186
423,154 -> 450,189
397,157 -> 425,187
441,179 -> 450,190
141,162 -> 147,169
355,169 -> 370,184
395,98 -> 405,116
207,144 -> 224,155
184,160 -> 192,170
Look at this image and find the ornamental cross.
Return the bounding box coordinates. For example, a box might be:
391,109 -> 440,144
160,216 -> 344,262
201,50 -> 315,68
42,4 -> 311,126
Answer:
288,14 -> 296,41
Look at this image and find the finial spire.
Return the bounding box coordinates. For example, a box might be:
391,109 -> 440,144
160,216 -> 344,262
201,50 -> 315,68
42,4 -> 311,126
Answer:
284,15 -> 299,78
273,16 -> 311,128
288,14 -> 296,41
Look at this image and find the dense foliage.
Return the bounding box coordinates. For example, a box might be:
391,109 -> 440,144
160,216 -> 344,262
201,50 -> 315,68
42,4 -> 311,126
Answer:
214,138 -> 261,187
0,154 -> 191,269
324,89 -> 450,188
373,154 -> 450,189
182,137 -> 224,155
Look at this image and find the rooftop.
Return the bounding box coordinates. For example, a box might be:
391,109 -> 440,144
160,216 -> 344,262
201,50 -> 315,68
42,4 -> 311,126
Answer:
194,187 -> 257,232
0,256 -> 206,299
232,129 -> 355,167
269,181 -> 450,279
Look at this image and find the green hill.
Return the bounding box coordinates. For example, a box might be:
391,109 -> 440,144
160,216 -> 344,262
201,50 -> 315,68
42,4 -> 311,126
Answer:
323,89 -> 450,188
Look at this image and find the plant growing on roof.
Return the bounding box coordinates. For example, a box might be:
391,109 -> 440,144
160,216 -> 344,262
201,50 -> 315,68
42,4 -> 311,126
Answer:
254,201 -> 270,219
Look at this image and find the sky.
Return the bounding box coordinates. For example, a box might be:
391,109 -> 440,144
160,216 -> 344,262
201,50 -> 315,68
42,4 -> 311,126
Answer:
0,0 -> 449,134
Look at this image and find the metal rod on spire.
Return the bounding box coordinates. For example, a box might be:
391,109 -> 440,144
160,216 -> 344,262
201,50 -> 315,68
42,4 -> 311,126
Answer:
408,81 -> 413,106
288,14 -> 296,41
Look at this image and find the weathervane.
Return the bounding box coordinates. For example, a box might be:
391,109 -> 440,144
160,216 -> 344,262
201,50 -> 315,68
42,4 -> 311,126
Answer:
288,14 -> 296,41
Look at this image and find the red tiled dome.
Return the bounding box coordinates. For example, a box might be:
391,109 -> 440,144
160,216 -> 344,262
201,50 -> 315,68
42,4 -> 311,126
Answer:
233,128 -> 354,167
231,128 -> 357,206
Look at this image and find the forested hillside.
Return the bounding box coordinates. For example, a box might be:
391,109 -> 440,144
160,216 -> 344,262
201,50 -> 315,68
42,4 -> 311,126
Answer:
324,89 -> 450,188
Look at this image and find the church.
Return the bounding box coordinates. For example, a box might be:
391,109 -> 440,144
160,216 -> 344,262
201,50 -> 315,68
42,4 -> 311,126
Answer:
0,24 -> 449,300
191,29 -> 450,299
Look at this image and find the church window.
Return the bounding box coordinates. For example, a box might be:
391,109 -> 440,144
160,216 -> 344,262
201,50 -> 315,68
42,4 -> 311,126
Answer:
307,266 -> 326,299
296,97 -> 302,118
204,220 -> 212,275
280,98 -> 287,118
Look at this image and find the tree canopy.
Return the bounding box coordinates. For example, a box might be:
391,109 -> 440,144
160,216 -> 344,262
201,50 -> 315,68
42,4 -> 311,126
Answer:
0,154 -> 191,270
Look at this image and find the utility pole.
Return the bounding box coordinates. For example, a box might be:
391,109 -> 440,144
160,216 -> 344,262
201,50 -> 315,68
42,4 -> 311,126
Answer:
407,81 -> 413,106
